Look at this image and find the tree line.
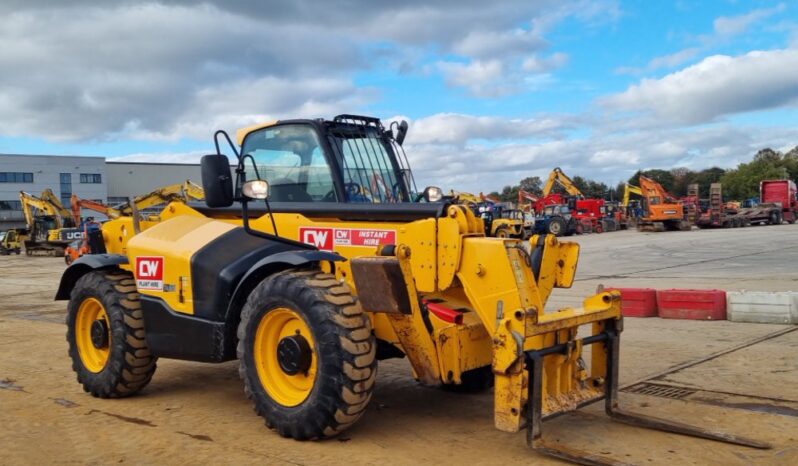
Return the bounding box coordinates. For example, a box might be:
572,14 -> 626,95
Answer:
489,146 -> 798,202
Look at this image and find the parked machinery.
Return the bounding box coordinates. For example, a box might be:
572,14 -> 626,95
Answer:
450,191 -> 525,238
542,168 -> 614,232
637,176 -> 691,232
622,182 -> 643,230
19,189 -> 80,256
695,183 -> 749,229
759,179 -> 797,224
519,187 -> 582,237
56,115 -> 768,464
0,229 -> 23,255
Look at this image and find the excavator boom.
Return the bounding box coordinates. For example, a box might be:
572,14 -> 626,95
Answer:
542,167 -> 583,197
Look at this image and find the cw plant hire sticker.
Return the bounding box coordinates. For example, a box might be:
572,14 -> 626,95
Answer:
136,256 -> 164,290
299,227 -> 396,252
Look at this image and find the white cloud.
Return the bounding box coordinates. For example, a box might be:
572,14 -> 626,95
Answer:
0,0 -> 619,140
406,113 -> 572,145
437,60 -> 515,97
713,3 -> 786,37
603,49 -> 798,125
522,52 -> 569,72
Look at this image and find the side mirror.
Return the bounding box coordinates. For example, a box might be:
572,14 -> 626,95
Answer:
201,154 -> 233,207
395,120 -> 409,146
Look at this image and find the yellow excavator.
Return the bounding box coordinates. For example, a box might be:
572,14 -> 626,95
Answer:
19,189 -> 80,256
55,115 -> 768,465
542,167 -> 583,198
622,183 -> 642,229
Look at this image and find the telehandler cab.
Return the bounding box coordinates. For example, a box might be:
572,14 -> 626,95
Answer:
56,115 -> 768,465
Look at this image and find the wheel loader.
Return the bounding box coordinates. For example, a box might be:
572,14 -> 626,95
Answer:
56,115 -> 768,465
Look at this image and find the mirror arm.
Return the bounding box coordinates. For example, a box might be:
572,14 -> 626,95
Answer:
240,196 -> 280,240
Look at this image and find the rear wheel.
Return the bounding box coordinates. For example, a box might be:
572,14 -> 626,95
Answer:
66,270 -> 156,398
238,270 -> 376,440
547,218 -> 565,236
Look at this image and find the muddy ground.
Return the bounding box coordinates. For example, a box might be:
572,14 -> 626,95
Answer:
1,224 -> 797,465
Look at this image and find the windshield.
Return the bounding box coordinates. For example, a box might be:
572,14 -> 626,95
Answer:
242,124 -> 337,202
241,122 -> 410,203
327,125 -> 408,203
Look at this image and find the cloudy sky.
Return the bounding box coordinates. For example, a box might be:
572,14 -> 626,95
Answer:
1,0 -> 797,192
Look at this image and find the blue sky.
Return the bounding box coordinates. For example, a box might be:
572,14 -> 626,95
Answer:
0,0 -> 796,192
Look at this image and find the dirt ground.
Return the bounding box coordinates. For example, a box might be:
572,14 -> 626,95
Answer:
1,224 -> 797,465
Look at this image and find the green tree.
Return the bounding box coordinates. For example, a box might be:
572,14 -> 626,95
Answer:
633,169 -> 676,193
519,176 -> 542,195
720,148 -> 789,199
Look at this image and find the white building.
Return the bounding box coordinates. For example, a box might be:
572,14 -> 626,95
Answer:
0,154 -> 207,230
1,154 -> 106,228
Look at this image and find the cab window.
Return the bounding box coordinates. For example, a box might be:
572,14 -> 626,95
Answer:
242,124 -> 337,202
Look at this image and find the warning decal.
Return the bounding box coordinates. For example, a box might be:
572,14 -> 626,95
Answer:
136,256 -> 164,291
300,227 -> 396,251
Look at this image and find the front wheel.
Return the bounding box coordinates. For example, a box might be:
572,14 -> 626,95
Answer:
238,270 -> 376,440
66,270 -> 157,398
495,227 -> 510,238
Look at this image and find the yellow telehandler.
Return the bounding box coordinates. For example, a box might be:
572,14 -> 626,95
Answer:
55,115 -> 767,464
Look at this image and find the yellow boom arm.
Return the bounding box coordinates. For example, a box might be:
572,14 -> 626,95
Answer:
622,183 -> 641,207
542,167 -> 582,197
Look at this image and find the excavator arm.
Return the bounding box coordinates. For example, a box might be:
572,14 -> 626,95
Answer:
70,194 -> 121,224
19,190 -> 68,229
542,167 -> 583,197
623,183 -> 641,207
39,189 -> 73,227
18,191 -> 49,229
182,180 -> 205,201
639,176 -> 677,204
117,179 -> 205,216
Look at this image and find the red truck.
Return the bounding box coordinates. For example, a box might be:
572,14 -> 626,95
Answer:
760,180 -> 797,224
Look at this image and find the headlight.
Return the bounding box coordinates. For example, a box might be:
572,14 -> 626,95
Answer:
424,186 -> 443,202
242,180 -> 270,200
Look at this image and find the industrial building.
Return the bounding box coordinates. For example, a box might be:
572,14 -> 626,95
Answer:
0,154 -> 204,230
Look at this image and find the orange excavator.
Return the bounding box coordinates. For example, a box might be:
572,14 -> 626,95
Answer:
638,175 -> 691,231
70,195 -> 119,225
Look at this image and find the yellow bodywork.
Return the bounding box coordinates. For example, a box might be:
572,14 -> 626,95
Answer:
103,197 -> 621,433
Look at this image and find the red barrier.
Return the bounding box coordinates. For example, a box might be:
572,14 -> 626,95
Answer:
656,289 -> 727,320
605,288 -> 658,317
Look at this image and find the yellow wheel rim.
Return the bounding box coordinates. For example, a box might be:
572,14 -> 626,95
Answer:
254,307 -> 317,407
75,297 -> 111,373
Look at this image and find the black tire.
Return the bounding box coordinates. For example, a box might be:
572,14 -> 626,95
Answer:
547,217 -> 565,236
238,269 -> 376,440
770,211 -> 779,225
66,270 -> 157,398
494,227 -> 510,238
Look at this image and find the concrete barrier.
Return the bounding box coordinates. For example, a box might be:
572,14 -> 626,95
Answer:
605,288 -> 658,317
657,289 -> 727,320
727,291 -> 798,324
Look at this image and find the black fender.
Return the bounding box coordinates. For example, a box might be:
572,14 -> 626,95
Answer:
54,254 -> 129,300
226,249 -> 346,319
